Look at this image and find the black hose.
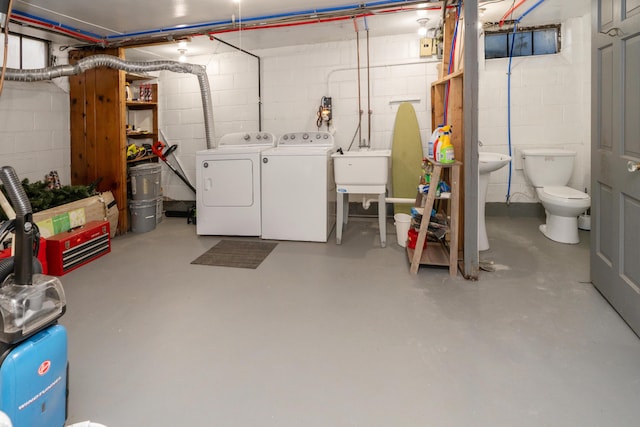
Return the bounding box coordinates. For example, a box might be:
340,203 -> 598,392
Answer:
0,256 -> 42,284
0,166 -> 34,285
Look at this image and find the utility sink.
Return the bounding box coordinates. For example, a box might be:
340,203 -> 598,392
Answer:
332,149 -> 391,248
332,149 -> 391,186
479,152 -> 512,175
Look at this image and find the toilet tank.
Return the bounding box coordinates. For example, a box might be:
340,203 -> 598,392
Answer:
522,148 -> 576,187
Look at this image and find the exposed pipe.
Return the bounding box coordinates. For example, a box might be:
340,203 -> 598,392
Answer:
443,3 -> 461,124
385,197 -> 415,204
506,22 -> 517,203
211,36 -> 262,132
365,17 -> 372,145
11,12 -> 104,44
498,0 -> 527,27
10,2 -> 451,49
504,0 -> 548,203
354,18 -> 363,149
2,54 -> 216,149
515,0 -> 547,23
102,1 -> 440,42
0,0 -> 14,97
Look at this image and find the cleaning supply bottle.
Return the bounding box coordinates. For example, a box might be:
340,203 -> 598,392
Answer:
437,125 -> 455,164
427,126 -> 442,159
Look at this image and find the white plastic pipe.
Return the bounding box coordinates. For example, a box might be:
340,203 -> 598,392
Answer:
362,196 -> 373,209
385,197 -> 415,204
360,196 -> 415,209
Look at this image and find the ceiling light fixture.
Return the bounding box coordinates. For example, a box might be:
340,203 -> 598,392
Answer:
178,49 -> 187,62
417,18 -> 430,37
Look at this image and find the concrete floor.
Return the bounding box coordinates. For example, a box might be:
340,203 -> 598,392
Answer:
60,215 -> 640,427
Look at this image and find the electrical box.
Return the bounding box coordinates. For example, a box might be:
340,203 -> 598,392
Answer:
420,38 -> 437,57
321,96 -> 332,122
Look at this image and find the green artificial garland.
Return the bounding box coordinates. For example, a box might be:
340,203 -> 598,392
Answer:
0,179 -> 98,221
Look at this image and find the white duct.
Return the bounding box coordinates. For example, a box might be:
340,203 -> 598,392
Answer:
3,54 -> 216,149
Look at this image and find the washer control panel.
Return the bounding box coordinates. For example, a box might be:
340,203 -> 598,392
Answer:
219,132 -> 276,147
277,131 -> 334,147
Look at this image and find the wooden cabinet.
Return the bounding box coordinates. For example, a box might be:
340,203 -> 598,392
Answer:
69,49 -> 158,234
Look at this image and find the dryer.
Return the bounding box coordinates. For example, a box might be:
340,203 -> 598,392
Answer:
196,132 -> 275,236
261,131 -> 336,242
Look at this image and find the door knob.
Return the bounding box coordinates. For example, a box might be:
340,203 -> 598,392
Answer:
628,161 -> 640,172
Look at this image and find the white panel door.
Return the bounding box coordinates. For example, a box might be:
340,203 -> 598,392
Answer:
592,0 -> 640,335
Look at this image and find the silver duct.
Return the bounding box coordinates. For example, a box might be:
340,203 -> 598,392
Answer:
3,54 -> 216,149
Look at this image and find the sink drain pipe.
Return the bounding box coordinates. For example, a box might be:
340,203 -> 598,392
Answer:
360,196 -> 415,210
2,55 -> 216,149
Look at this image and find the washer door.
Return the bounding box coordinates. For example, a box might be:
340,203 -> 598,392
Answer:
201,158 -> 254,207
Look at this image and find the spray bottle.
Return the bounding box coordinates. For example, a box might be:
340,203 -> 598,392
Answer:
436,125 -> 454,164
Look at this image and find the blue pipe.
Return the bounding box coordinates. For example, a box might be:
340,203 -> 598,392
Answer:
14,0 -> 423,43
506,23 -> 518,203
505,0 -> 547,203
515,0 -> 547,24
11,10 -> 104,40
443,4 -> 461,124
103,0 -> 416,41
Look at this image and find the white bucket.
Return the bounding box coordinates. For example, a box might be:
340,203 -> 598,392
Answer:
394,213 -> 412,247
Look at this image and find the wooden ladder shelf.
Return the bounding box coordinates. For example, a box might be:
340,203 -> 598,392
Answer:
407,160 -> 461,277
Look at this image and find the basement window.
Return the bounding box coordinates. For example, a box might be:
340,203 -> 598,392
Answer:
484,25 -> 560,59
0,33 -> 49,69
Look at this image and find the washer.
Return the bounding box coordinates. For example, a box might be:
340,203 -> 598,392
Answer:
261,131 -> 336,242
196,132 -> 275,236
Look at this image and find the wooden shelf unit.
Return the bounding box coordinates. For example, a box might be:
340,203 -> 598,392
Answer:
407,160 -> 461,277
430,9 -> 465,252
125,81 -> 158,144
69,48 -> 159,234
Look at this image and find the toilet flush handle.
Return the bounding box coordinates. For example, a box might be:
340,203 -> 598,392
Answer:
628,161 -> 640,173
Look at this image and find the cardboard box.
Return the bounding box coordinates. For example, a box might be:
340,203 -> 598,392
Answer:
33,191 -> 119,238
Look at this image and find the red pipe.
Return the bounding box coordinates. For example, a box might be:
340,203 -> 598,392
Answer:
10,4 -> 456,47
208,5 -> 452,37
209,14 -> 372,36
499,0 -> 528,27
12,14 -> 104,44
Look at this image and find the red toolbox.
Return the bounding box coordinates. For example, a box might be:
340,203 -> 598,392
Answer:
46,220 -> 111,276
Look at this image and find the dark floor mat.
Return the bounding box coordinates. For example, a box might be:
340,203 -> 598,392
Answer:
191,240 -> 278,269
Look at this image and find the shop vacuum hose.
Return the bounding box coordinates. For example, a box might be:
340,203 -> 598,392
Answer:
0,166 -> 34,285
3,55 -> 216,149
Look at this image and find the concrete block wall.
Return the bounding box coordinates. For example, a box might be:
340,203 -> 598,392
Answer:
478,15 -> 591,203
158,33 -> 441,200
0,80 -> 70,185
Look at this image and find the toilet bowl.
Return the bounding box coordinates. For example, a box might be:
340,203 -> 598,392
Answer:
536,186 -> 590,244
522,148 -> 590,244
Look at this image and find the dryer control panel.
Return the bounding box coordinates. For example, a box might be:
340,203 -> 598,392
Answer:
219,132 -> 276,147
277,131 -> 334,147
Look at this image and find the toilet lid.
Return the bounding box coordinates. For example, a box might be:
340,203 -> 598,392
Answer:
542,186 -> 589,199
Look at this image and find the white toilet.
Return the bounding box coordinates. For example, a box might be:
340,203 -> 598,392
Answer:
522,148 -> 590,244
